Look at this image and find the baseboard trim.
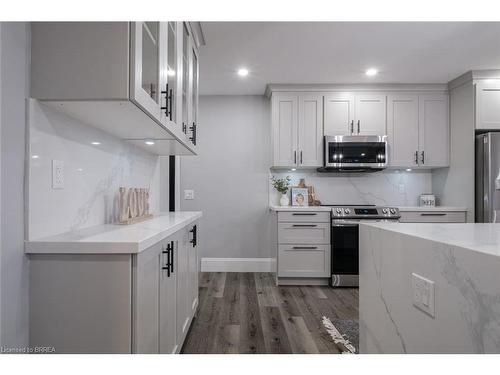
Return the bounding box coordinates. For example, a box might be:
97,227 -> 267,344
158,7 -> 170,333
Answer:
201,257 -> 276,272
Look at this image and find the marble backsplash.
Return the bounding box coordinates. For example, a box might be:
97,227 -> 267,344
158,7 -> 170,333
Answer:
269,169 -> 433,207
28,100 -> 161,239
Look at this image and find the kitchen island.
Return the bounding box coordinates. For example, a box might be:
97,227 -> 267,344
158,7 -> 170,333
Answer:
359,222 -> 500,354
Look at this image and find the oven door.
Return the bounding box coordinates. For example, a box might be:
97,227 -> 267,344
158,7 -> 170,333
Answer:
325,135 -> 387,169
331,223 -> 359,276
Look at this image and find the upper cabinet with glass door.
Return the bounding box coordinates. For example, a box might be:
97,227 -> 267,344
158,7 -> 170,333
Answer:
30,22 -> 203,156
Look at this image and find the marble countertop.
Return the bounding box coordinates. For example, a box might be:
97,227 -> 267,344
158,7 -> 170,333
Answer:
25,211 -> 202,254
269,205 -> 332,212
361,222 -> 500,257
398,206 -> 467,212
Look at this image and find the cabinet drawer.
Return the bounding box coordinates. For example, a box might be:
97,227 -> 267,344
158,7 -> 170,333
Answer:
278,222 -> 330,244
278,244 -> 330,277
399,211 -> 466,223
278,211 -> 330,223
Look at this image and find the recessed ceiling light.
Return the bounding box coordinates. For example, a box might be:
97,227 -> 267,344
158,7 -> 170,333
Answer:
365,68 -> 378,77
237,68 -> 249,77
291,168 -> 296,171
31,155 -> 39,159
91,141 -> 101,145
145,140 -> 155,146
406,168 -> 412,172
167,69 -> 176,76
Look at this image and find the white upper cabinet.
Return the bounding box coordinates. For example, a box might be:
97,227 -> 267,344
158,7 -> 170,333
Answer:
387,93 -> 449,168
30,22 -> 201,156
324,93 -> 355,135
387,94 -> 419,167
475,81 -> 500,130
355,94 -> 387,135
298,95 -> 324,167
419,94 -> 449,167
324,93 -> 386,135
272,95 -> 298,167
272,94 -> 323,168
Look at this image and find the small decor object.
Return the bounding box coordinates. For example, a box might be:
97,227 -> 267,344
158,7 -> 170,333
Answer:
271,176 -> 291,206
419,194 -> 436,207
118,186 -> 153,225
291,187 -> 309,207
308,185 -> 321,206
298,178 -> 307,188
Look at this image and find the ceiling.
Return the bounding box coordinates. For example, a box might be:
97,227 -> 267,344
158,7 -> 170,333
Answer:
198,22 -> 500,95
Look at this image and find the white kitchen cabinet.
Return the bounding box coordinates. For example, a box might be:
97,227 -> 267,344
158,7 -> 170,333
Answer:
324,93 -> 355,135
475,80 -> 500,130
188,36 -> 200,145
387,94 -> 419,167
399,210 -> 466,223
278,244 -> 331,278
419,94 -> 449,167
324,93 -> 386,136
29,219 -> 200,354
272,94 -> 323,168
355,94 -> 387,135
159,238 -> 178,354
272,95 -> 298,167
388,93 -> 449,168
187,224 -> 199,316
30,22 -> 201,155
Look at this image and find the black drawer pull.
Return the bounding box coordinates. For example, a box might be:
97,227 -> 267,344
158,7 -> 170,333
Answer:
291,224 -> 317,227
292,213 -> 317,216
420,213 -> 447,216
292,246 -> 318,250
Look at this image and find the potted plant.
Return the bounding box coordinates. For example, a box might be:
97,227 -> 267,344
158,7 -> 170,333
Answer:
271,176 -> 291,206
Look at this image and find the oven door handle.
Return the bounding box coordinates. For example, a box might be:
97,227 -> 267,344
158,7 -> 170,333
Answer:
332,223 -> 359,227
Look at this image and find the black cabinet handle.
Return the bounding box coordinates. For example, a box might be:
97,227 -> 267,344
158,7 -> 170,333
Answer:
421,151 -> 425,164
170,241 -> 174,273
161,83 -> 169,116
292,213 -> 317,216
300,150 -> 303,164
350,120 -> 354,134
357,120 -> 360,134
182,122 -> 187,133
190,225 -> 197,247
189,122 -> 197,145
292,246 -> 318,250
162,243 -> 171,277
414,151 -> 418,165
168,88 -> 173,120
292,224 -> 317,227
420,213 -> 447,216
294,150 -> 297,164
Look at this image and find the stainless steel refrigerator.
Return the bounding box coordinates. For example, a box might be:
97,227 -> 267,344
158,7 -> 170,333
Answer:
476,132 -> 500,222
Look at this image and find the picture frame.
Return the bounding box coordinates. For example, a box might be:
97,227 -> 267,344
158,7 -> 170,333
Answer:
291,187 -> 309,207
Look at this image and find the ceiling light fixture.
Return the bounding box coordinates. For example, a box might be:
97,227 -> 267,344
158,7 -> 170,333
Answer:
145,140 -> 155,146
237,68 -> 249,77
406,168 -> 412,172
91,141 -> 101,145
365,68 -> 378,77
31,155 -> 40,159
291,168 -> 296,171
167,69 -> 176,76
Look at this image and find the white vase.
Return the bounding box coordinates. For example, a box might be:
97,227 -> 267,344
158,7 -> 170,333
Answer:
280,193 -> 289,206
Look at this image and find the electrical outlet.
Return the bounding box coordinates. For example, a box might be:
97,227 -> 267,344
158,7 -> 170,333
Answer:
412,273 -> 435,318
52,160 -> 64,189
184,189 -> 194,200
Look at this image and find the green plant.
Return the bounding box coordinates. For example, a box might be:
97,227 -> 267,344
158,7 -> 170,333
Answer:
271,175 -> 291,195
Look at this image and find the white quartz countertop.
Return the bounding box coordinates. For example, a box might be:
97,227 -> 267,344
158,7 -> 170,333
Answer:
269,205 -> 332,212
360,222 -> 500,257
397,206 -> 467,212
25,211 -> 202,254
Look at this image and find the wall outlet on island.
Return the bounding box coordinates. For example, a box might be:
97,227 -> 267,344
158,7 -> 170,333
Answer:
412,273 -> 435,318
184,189 -> 194,200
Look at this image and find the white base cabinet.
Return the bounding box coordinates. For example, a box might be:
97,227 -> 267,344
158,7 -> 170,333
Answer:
29,220 -> 200,354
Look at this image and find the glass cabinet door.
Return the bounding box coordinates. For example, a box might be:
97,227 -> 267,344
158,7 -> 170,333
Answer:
189,45 -> 199,145
131,22 -> 165,123
182,23 -> 190,134
165,22 -> 177,124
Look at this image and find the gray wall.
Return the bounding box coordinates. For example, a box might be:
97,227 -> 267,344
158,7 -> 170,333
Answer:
0,22 -> 29,348
180,95 -> 272,259
432,81 -> 475,222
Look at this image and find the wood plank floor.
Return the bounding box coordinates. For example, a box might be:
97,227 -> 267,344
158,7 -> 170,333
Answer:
181,272 -> 359,354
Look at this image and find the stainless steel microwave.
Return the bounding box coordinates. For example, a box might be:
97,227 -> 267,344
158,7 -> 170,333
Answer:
322,135 -> 388,171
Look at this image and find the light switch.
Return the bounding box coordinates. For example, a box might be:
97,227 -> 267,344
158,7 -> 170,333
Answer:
52,160 -> 64,189
412,273 -> 435,318
184,189 -> 194,200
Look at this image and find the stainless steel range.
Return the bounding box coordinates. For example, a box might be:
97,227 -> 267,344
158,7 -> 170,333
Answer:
323,205 -> 401,287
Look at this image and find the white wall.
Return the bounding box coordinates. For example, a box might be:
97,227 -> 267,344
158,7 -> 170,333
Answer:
180,95 -> 272,260
432,81 -> 475,221
28,100 -> 161,239
0,22 -> 29,349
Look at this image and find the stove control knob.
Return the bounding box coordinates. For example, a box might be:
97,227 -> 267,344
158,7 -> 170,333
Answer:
344,208 -> 351,215
336,208 -> 342,215
390,208 -> 397,214
382,208 -> 388,214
